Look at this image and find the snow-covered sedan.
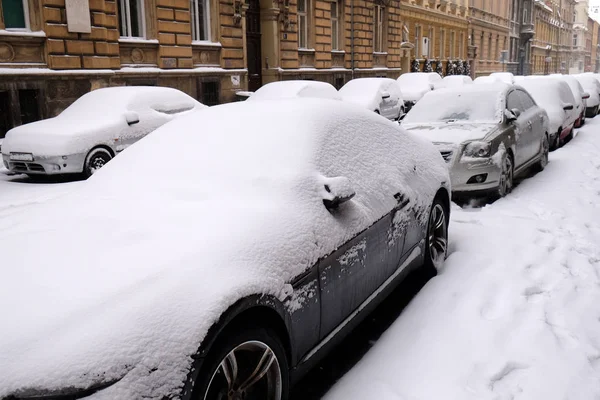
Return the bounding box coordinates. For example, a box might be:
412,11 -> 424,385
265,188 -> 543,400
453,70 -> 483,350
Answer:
1,86 -> 205,178
0,99 -> 450,400
397,72 -> 442,112
574,74 -> 600,117
549,74 -> 589,128
339,77 -> 405,120
402,83 -> 549,200
439,75 -> 473,89
247,80 -> 341,101
519,78 -> 577,149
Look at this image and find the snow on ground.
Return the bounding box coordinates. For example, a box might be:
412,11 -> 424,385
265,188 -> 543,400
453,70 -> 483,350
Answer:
325,119 -> 600,399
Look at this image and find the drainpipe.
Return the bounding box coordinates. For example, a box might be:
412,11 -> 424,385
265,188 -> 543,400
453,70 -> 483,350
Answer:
351,0 -> 355,79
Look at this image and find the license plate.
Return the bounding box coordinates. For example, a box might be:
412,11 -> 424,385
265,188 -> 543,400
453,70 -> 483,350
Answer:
10,153 -> 33,162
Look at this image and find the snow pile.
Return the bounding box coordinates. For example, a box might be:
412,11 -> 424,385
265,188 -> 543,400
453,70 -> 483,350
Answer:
489,72 -> 515,84
1,87 -> 204,157
439,75 -> 473,89
325,120 -> 600,400
0,99 -> 448,399
247,80 -> 341,101
397,72 -> 442,101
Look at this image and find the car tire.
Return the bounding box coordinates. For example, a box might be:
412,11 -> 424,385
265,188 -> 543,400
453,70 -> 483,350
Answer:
191,326 -> 289,400
493,153 -> 514,200
550,129 -> 561,151
532,134 -> 549,173
84,148 -> 112,178
564,127 -> 574,144
424,196 -> 448,272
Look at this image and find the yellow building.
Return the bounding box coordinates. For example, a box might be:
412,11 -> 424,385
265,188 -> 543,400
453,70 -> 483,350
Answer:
468,0 -> 510,76
531,0 -> 575,75
592,19 -> 600,72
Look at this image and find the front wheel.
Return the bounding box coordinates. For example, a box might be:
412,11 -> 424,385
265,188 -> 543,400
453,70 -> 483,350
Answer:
84,148 -> 112,178
532,134 -> 549,173
192,326 -> 289,400
494,154 -> 514,199
424,197 -> 449,271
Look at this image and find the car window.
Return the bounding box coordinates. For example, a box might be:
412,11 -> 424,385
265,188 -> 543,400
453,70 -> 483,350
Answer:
506,91 -> 524,112
517,90 -> 535,109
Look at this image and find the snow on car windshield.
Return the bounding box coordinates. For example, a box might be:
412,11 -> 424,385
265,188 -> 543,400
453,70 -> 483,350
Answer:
403,86 -> 502,124
518,80 -> 561,111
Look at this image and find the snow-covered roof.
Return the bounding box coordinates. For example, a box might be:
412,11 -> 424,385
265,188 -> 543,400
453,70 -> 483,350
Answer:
339,78 -> 402,110
248,80 -> 341,101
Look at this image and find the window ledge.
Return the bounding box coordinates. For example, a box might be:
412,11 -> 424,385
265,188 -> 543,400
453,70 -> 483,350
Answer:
119,38 -> 159,44
0,29 -> 45,38
298,48 -> 316,53
331,50 -> 345,54
373,51 -> 388,55
192,41 -> 222,47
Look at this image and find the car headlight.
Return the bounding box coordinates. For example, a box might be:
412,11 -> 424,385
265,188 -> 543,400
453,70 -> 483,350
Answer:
463,141 -> 491,158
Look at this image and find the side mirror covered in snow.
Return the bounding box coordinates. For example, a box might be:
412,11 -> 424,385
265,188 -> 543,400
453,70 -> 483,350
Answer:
582,92 -> 590,100
322,176 -> 355,210
124,111 -> 140,126
563,104 -> 574,111
381,91 -> 391,99
504,109 -> 518,122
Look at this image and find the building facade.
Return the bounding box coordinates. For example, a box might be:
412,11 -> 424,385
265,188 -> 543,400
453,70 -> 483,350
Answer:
531,0 -> 575,75
507,0 -> 535,75
570,0 -> 590,73
467,0 -> 510,77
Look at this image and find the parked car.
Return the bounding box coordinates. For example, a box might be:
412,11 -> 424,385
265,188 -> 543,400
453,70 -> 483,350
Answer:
549,74 -> 589,128
0,99 -> 451,400
574,74 -> 600,117
473,75 -> 502,84
439,75 -> 473,89
518,78 -> 577,149
489,72 -> 515,84
247,80 -> 341,101
1,86 -> 205,178
339,78 -> 405,120
397,72 -> 442,112
402,83 -> 549,200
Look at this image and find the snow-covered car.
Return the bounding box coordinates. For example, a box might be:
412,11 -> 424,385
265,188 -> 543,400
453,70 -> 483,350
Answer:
473,75 -> 502,84
518,78 -> 577,149
339,78 -> 405,120
0,99 -> 451,400
489,72 -> 515,84
402,83 -> 549,199
549,74 -> 589,127
247,80 -> 341,101
1,86 -> 205,178
397,72 -> 442,112
574,74 -> 600,117
439,75 -> 473,89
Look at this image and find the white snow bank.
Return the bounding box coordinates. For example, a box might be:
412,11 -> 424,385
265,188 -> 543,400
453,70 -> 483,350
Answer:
247,80 -> 341,101
325,119 -> 600,400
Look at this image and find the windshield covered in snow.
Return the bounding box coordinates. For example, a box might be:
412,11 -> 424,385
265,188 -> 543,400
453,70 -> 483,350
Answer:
403,87 -> 502,124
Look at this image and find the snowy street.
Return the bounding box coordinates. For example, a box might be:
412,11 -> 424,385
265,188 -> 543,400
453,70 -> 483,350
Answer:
1,117 -> 600,399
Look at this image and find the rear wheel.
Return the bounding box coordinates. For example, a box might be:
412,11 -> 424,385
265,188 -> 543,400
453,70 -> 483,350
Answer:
550,129 -> 561,151
84,148 -> 112,178
192,326 -> 289,400
424,197 -> 448,272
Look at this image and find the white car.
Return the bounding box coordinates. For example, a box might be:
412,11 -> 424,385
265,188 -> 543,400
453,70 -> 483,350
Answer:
574,74 -> 600,117
1,86 -> 205,177
549,74 -> 589,127
474,76 -> 502,84
397,72 -> 442,112
247,80 -> 341,101
0,99 -> 450,399
339,78 -> 405,120
519,78 -> 577,149
439,75 -> 473,89
489,72 -> 515,84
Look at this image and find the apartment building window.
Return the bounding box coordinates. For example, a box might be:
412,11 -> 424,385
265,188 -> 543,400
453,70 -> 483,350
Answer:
429,27 -> 434,57
118,0 -> 145,37
440,29 -> 446,58
573,33 -> 578,47
198,80 -> 220,106
191,0 -> 210,41
450,31 -> 455,58
523,8 -> 528,24
414,25 -> 421,57
374,5 -> 384,52
488,35 -> 492,60
1,0 -> 29,29
459,32 -> 464,58
331,0 -> 341,50
298,0 -> 309,48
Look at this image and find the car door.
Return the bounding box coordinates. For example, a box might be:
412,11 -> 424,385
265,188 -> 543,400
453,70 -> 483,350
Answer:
505,89 -> 529,167
515,89 -> 542,163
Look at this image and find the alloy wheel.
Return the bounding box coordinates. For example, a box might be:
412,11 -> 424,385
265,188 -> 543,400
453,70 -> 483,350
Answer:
204,341 -> 282,400
498,156 -> 513,197
540,135 -> 549,169
427,203 -> 448,270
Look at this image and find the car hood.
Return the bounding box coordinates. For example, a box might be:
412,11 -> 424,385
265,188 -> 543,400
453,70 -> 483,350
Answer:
402,122 -> 499,144
1,116 -> 123,156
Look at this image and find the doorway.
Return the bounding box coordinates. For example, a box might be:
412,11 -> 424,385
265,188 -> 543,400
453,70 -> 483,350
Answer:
245,0 -> 262,91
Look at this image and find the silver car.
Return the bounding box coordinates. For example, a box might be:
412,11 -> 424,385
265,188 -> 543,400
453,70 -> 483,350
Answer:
1,87 -> 206,178
402,83 -> 549,199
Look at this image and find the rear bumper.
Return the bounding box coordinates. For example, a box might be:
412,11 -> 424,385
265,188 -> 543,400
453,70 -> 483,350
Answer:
2,153 -> 85,175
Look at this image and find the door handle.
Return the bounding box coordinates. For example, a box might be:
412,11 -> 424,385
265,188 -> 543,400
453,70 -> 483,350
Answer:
527,121 -> 533,130
394,192 -> 410,209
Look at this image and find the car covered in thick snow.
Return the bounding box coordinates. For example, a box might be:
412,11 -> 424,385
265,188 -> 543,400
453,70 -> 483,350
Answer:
402,83 -> 549,199
489,72 -> 515,84
574,74 -> 600,117
247,80 -> 341,101
473,75 -> 503,85
0,99 -> 450,400
339,77 -> 405,120
549,74 -> 589,128
397,72 -> 442,112
518,78 -> 577,149
1,86 -> 205,178
439,75 -> 473,89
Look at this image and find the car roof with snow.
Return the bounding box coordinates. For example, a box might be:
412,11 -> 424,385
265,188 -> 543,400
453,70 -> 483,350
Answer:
518,78 -> 575,110
248,80 -> 341,101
